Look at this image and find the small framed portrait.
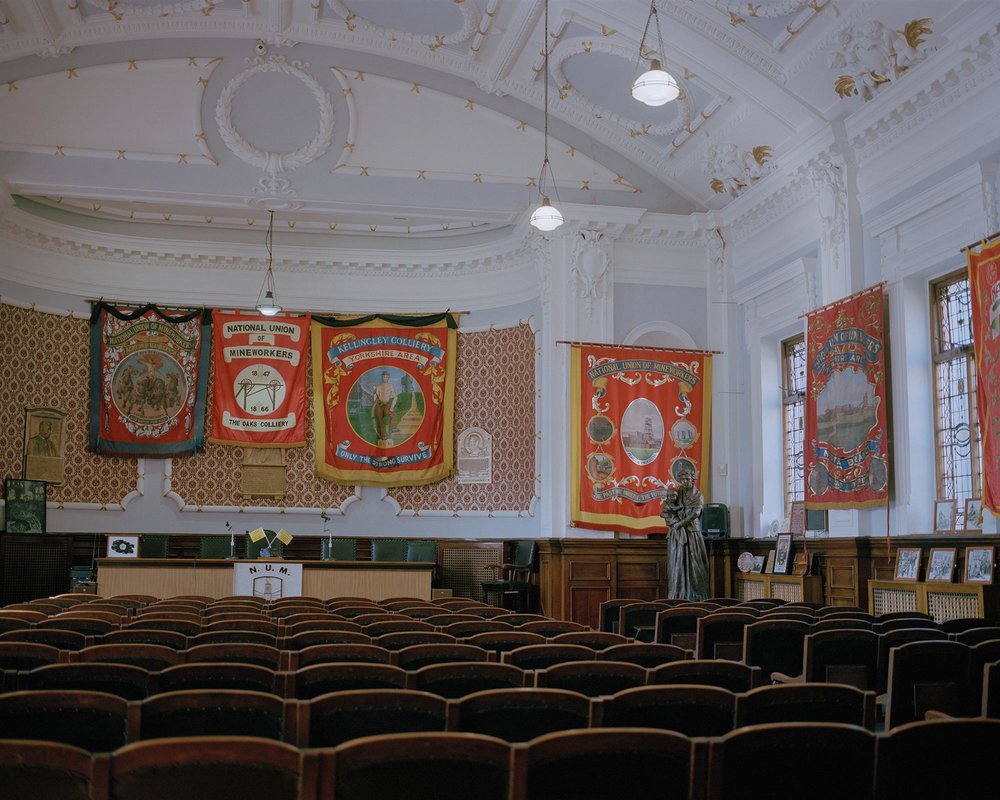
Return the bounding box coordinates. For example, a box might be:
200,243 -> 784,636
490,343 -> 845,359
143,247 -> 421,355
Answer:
926,547 -> 957,583
773,533 -> 793,574
789,501 -> 806,536
894,547 -> 922,582
934,499 -> 957,533
965,498 -> 983,531
964,545 -> 994,584
106,535 -> 140,559
4,478 -> 47,533
751,555 -> 766,574
764,550 -> 776,574
23,407 -> 67,486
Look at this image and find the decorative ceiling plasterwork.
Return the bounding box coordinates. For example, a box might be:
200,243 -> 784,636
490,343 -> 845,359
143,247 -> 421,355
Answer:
703,0 -> 819,18
327,0 -> 486,53
704,143 -> 774,197
215,55 -> 335,209
848,22 -> 1000,166
548,37 -> 696,139
82,0 -> 217,20
830,17 -> 935,100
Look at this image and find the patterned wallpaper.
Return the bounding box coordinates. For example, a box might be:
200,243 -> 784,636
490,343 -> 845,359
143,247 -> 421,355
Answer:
0,303 -> 139,507
390,323 -> 537,513
0,304 -> 536,515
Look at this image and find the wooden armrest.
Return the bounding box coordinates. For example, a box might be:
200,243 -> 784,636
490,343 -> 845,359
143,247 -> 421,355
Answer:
770,671 -> 805,684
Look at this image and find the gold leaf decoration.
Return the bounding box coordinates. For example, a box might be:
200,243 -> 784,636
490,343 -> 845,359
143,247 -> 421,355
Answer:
751,145 -> 772,166
710,178 -> 726,194
903,18 -> 933,50
834,74 -> 856,98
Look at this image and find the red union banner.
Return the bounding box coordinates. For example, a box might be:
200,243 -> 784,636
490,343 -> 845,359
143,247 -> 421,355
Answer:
805,285 -> 889,509
208,312 -> 309,447
570,345 -> 713,533
968,239 -> 1000,515
89,302 -> 211,456
311,313 -> 457,486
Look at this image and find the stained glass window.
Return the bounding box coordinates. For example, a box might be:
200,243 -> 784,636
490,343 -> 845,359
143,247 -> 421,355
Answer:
782,335 -> 806,514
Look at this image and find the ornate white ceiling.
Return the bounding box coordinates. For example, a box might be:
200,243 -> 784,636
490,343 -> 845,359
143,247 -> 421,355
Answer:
0,0 -> 994,243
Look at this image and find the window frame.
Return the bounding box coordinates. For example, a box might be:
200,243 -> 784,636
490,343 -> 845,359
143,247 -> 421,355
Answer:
781,333 -> 806,516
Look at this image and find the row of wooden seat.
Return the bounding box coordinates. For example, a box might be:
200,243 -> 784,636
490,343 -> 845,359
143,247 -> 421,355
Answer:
0,607 -> 585,639
0,681 -> 883,752
4,717 -> 1000,800
0,639 -> 691,678
3,655 -> 759,700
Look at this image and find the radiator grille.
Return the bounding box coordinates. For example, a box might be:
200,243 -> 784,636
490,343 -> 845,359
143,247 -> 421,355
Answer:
736,577 -> 765,601
926,590 -> 980,624
770,581 -> 802,602
871,586 -> 918,616
441,545 -> 501,602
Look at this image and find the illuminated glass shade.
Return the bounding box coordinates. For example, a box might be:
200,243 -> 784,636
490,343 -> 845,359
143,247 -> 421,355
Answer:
529,198 -> 563,231
631,60 -> 679,106
257,290 -> 282,316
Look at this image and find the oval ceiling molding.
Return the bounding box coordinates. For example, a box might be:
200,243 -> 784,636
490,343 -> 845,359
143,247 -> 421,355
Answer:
215,56 -> 335,204
327,0 -> 481,47
549,37 -> 693,138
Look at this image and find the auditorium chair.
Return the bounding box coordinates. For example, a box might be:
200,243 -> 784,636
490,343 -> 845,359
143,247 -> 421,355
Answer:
875,617 -> 940,634
109,736 -> 307,800
968,640 -> 1000,713
284,618 -> 362,635
432,598 -> 486,609
394,643 -> 492,671
596,642 -> 690,668
327,732 -> 511,800
0,627 -> 88,651
708,722 -> 876,800
330,605 -> 384,618
353,613 -> 399,626
99,628 -> 188,650
695,612 -> 757,660
810,617 -> 873,632
453,687 -> 591,742
36,615 -> 116,637
736,683 -> 876,730
0,616 -> 36,633
618,602 -> 673,642
425,613 -> 478,626
189,630 -> 278,647
787,628 -> 879,690
598,598 -> 642,633
741,619 -> 811,681
375,631 -> 457,651
365,619 -> 436,637
552,631 -> 629,650
954,626 -> 1000,645
444,620 -> 515,638
816,607 -> 870,619
875,718 -> 1000,800
304,688 -> 447,747
654,606 -> 710,650
401,606 -> 451,620
513,728 -> 694,800
647,659 -> 763,693
0,688 -> 130,753
597,684 -> 737,737
517,620 -> 588,637
77,643 -> 182,671
269,604 -> 326,619
282,630 -> 372,651
884,640 -> 971,728
408,661 -> 526,698
0,739 -> 96,800
465,631 -> 546,657
126,616 -> 203,637
136,689 -> 289,742
202,618 -> 281,636
535,660 -> 646,698
940,617 -> 989,634
380,597 -> 428,608
499,614 -> 549,626
502,644 -> 596,671
0,641 -> 63,672
155,662 -> 279,696
184,642 -> 281,670
875,627 -> 949,695
984,660 -> 1000,717
294,643 -> 393,669
465,606 -> 515,619
405,540 -> 438,578
21,662 -> 150,700
291,663 -> 408,699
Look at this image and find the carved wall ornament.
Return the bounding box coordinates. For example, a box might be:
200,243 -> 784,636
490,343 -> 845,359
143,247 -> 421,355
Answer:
830,18 -> 934,101
705,143 -> 773,197
327,0 -> 481,49
807,155 -> 846,249
572,230 -> 612,317
456,427 -> 492,484
215,56 -> 334,207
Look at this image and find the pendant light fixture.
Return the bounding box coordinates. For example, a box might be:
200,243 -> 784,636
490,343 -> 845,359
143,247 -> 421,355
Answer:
529,0 -> 563,232
632,0 -> 679,107
255,210 -> 282,316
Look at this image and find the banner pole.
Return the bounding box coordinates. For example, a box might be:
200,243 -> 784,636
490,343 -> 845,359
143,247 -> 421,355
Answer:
798,281 -> 886,320
556,340 -> 722,355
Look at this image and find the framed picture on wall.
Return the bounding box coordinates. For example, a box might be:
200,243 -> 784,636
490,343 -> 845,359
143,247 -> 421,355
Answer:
773,533 -> 793,574
926,548 -> 957,582
965,498 -> 983,531
789,501 -> 806,536
3,478 -> 46,533
106,535 -> 140,559
751,555 -> 765,573
934,499 -> 957,532
894,547 -> 921,582
964,546 -> 994,584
